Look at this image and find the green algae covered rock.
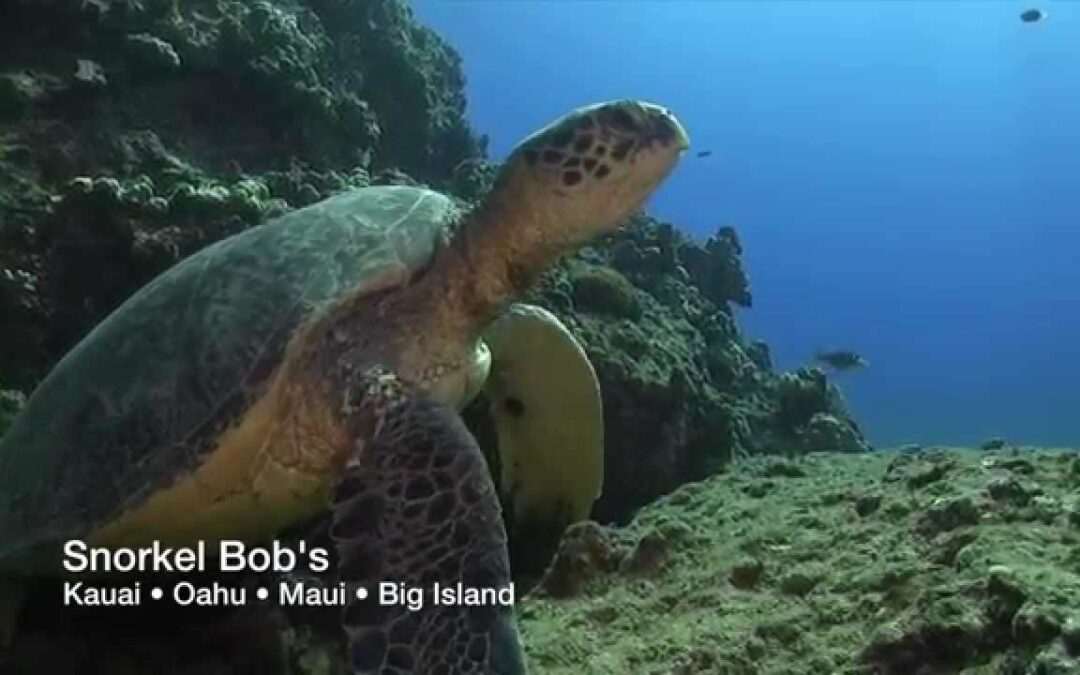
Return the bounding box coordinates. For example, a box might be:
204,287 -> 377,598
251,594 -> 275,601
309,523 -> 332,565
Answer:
569,263 -> 643,319
803,411 -> 869,454
520,446 -> 1080,675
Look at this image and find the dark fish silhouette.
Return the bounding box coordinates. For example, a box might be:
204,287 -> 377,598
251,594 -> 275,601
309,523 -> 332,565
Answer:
1020,8 -> 1045,23
814,349 -> 868,371
695,150 -> 713,158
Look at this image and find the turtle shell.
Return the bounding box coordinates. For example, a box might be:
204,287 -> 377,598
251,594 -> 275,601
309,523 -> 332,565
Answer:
0,185 -> 458,570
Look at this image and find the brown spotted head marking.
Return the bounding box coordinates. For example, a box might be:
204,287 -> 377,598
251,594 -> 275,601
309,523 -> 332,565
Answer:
430,100 -> 689,329
496,99 -> 689,249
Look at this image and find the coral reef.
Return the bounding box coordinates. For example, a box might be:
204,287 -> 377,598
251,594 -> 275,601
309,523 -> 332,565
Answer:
520,446 -> 1080,674
537,521 -> 624,599
477,213 -> 871,523
0,0 -> 483,386
678,224 -> 752,309
568,263 -> 642,320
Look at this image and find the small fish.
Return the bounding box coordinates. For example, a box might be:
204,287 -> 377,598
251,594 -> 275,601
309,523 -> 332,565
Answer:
814,349 -> 869,371
695,150 -> 713,158
1020,8 -> 1045,23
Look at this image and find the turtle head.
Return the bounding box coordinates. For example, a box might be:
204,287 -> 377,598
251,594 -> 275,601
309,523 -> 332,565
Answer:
495,100 -> 689,249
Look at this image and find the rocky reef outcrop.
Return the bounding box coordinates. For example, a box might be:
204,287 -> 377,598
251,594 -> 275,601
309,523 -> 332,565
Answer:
522,447 -> 1080,675
498,214 -> 869,523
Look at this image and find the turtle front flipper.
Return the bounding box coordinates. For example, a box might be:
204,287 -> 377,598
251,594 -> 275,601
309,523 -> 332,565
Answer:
330,367 -> 526,675
481,304 -> 604,586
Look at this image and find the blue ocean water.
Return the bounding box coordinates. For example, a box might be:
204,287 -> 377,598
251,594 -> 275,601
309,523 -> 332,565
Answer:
413,1 -> 1080,448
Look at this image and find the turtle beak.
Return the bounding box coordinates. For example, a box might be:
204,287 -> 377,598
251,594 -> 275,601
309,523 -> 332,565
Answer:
607,105 -> 687,237
640,102 -> 690,152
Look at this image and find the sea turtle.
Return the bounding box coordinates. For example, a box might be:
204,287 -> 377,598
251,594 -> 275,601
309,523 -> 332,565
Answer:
0,99 -> 688,672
